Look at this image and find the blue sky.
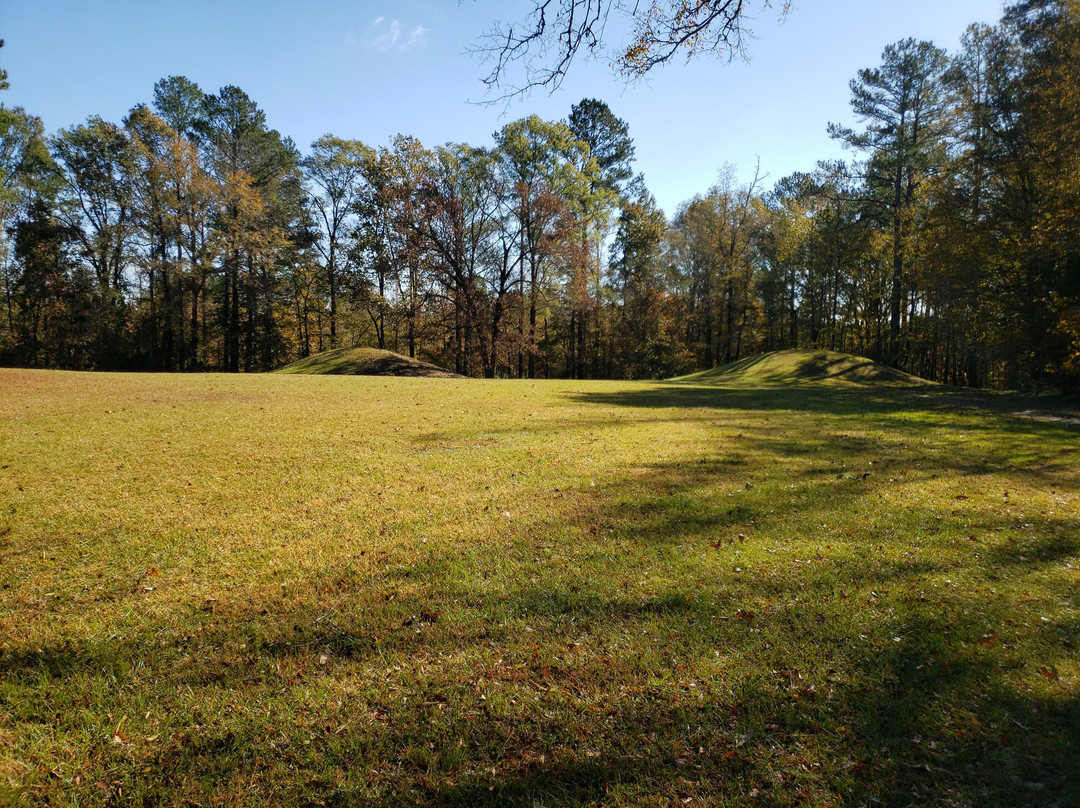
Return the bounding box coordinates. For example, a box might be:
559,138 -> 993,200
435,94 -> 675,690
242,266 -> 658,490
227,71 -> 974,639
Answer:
3,0 -> 1004,215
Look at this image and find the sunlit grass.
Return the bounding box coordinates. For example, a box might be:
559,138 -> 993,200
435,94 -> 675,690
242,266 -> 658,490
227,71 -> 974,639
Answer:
275,346 -> 463,377
1,363 -> 1077,806
673,348 -> 927,385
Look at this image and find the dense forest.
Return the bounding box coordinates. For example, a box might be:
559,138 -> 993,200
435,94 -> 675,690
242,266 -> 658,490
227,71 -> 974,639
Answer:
0,1 -> 1077,390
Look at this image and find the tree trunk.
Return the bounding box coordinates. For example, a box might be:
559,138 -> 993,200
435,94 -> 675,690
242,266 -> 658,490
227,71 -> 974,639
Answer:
328,240 -> 337,350
888,163 -> 904,368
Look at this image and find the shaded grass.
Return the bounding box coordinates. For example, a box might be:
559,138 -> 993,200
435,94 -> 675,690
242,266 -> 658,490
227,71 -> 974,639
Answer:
0,367 -> 1077,806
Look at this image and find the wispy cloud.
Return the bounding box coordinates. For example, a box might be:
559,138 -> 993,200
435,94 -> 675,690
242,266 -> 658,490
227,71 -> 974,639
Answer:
370,17 -> 428,52
400,25 -> 428,52
372,18 -> 401,50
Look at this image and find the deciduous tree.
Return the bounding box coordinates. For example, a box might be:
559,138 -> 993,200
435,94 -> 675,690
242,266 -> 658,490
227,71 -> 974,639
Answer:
302,134 -> 372,348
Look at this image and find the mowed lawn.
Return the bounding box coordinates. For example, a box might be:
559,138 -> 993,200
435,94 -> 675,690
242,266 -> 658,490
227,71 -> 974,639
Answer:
0,364 -> 1077,807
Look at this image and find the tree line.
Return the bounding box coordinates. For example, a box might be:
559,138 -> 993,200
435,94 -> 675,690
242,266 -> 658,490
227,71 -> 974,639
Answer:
1,0 -> 1077,390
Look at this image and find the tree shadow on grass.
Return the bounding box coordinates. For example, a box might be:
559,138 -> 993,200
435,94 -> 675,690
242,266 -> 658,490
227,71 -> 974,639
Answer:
3,381 -> 1078,807
570,380 -> 1080,432
3,523 -> 1076,806
340,558 -> 1080,807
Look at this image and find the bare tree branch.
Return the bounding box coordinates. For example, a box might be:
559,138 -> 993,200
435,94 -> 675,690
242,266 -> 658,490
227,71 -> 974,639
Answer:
468,1 -> 792,102
468,0 -> 612,102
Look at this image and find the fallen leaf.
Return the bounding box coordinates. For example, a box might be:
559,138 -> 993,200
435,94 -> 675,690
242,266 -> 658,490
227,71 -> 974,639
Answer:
1038,665 -> 1060,681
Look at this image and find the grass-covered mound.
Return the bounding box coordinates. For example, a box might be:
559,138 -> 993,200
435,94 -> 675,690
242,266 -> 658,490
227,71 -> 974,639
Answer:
2,369 -> 1077,806
276,346 -> 463,377
674,348 -> 926,385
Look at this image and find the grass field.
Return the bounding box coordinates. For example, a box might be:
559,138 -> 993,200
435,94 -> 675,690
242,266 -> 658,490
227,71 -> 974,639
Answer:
1,355 -> 1077,807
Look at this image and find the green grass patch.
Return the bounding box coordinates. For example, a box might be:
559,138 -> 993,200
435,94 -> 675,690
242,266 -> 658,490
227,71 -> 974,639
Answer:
275,347 -> 463,377
1,363 -> 1077,806
674,349 -> 925,385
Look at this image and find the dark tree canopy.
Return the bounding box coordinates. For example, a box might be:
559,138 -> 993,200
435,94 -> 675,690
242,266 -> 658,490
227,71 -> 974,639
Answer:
0,39 -> 9,93
567,98 -> 635,194
152,75 -> 204,137
474,0 -> 792,99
